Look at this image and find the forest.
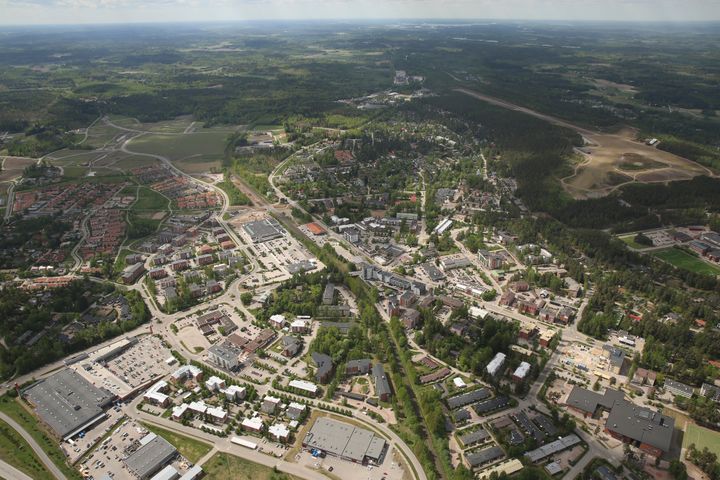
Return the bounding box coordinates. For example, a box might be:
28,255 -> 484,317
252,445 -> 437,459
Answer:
0,280 -> 150,379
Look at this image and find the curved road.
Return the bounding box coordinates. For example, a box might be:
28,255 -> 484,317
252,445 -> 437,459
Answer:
0,459 -> 34,480
0,412 -> 67,480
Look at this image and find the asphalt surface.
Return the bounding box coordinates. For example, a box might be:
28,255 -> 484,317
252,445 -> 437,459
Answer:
0,412 -> 68,480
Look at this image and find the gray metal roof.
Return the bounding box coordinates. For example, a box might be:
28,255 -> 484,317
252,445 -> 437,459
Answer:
125,434 -> 177,479
565,386 -> 624,414
448,388 -> 490,409
24,369 -> 115,439
459,428 -> 490,447
372,363 -> 391,397
303,417 -> 386,463
605,401 -> 675,452
525,434 -> 581,463
312,352 -> 333,382
466,446 -> 504,467
242,218 -> 283,243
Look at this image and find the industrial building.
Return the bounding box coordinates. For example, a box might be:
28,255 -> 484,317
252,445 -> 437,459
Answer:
124,433 -> 178,479
23,369 -> 115,440
302,418 -> 387,465
242,218 -> 284,243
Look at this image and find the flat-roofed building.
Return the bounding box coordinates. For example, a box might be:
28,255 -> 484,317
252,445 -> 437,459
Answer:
23,369 -> 115,440
243,218 -> 284,243
207,342 -> 241,371
302,417 -> 387,465
124,433 -> 178,479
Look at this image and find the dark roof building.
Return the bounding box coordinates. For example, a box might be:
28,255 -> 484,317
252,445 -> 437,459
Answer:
124,433 -> 178,479
605,401 -> 675,457
565,387 -> 625,416
465,446 -> 504,468
448,388 -> 491,410
346,359 -> 372,376
23,369 -> 115,440
312,352 -> 334,383
372,363 -> 392,401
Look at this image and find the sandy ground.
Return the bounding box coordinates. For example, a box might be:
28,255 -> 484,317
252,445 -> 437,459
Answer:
456,88 -> 715,199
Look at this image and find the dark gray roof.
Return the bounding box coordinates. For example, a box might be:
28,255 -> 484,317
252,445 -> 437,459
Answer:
605,401 -> 675,452
458,428 -> 490,447
242,218 -> 284,243
124,434 -> 177,479
665,379 -> 695,396
466,446 -> 504,467
453,409 -> 471,423
472,396 -> 510,415
24,369 -> 115,439
525,434 -> 581,463
312,352 -> 333,382
372,363 -> 391,398
346,358 -> 372,373
448,388 -> 490,410
565,387 -> 624,414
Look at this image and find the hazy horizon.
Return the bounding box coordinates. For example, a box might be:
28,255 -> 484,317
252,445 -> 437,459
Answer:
1,0 -> 720,26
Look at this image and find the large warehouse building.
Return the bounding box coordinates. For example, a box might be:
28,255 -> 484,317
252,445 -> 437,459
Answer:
124,433 -> 178,479
302,417 -> 387,465
23,369 -> 115,440
242,218 -> 284,243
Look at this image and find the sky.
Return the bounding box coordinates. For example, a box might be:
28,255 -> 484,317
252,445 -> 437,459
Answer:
1,0 -> 720,25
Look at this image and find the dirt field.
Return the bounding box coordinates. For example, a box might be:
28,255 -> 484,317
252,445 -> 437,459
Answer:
561,128 -> 709,198
456,88 -> 715,199
0,156 -> 35,182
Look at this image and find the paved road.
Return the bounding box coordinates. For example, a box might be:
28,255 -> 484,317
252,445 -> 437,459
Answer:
0,459 -> 34,480
130,408 -> 330,480
0,412 -> 67,480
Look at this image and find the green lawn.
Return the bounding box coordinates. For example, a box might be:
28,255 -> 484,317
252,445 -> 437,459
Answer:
0,418 -> 55,480
132,186 -> 170,211
141,423 -> 212,463
618,234 -> 645,250
683,423 -> 720,457
126,131 -> 228,161
652,247 -> 720,276
203,452 -> 301,480
0,396 -> 82,479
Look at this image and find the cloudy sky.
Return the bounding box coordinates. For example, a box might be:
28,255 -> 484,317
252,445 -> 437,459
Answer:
1,0 -> 719,25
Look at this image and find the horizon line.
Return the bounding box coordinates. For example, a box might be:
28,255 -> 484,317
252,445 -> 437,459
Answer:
2,18 -> 720,28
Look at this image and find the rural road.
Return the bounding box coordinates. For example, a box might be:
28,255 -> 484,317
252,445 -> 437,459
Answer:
0,412 -> 68,480
0,459 -> 34,480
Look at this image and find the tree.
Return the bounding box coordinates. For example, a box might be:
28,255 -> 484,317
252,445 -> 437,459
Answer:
240,292 -> 253,305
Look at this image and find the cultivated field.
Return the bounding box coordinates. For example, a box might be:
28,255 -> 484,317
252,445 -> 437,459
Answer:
683,423 -> 720,457
653,247 -> 720,276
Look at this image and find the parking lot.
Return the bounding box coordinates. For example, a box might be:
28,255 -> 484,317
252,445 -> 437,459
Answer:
295,445 -> 405,480
71,335 -> 175,399
63,406 -> 125,463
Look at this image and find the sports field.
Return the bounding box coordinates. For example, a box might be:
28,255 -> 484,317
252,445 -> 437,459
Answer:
653,247 -> 720,276
683,423 -> 720,457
